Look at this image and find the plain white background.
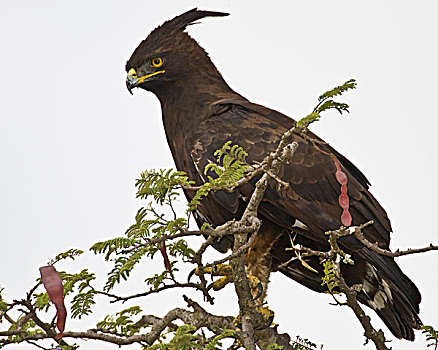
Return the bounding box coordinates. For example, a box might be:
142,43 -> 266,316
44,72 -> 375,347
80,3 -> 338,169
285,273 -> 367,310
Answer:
1,1 -> 437,349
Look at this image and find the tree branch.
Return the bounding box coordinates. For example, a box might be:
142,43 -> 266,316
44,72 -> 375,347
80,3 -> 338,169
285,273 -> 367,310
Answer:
352,225 -> 438,257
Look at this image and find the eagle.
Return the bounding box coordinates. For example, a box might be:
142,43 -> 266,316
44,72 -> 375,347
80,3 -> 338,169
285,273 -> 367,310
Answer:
125,9 -> 422,340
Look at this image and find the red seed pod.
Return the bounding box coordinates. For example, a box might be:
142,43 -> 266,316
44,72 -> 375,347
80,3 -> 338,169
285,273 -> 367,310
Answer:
39,266 -> 66,339
335,170 -> 348,185
331,156 -> 342,171
339,193 -> 349,209
341,210 -> 352,226
159,242 -> 171,271
340,184 -> 348,194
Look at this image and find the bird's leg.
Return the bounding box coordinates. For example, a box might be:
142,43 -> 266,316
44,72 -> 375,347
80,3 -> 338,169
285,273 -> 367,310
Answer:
191,264 -> 263,300
194,264 -> 273,329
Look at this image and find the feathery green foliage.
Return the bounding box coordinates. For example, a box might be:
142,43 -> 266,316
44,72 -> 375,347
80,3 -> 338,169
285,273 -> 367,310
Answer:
0,289 -> 7,323
318,78 -> 357,101
97,306 -> 145,337
91,142 -> 248,293
146,325 -> 199,350
146,325 -> 236,350
296,79 -> 357,128
104,247 -> 147,292
91,237 -> 141,261
47,248 -> 84,266
203,329 -> 237,350
90,169 -> 194,292
144,269 -> 171,290
291,336 -> 318,350
422,325 -> 438,349
136,169 -> 193,204
188,141 -> 248,211
71,289 -> 96,319
205,141 -> 248,176
320,260 -> 339,294
3,318 -> 45,347
168,239 -> 195,260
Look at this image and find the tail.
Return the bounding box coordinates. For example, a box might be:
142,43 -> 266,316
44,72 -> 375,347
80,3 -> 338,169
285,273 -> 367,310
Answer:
357,249 -> 422,340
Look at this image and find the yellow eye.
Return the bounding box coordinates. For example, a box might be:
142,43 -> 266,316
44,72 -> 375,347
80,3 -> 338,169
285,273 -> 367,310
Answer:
151,57 -> 163,68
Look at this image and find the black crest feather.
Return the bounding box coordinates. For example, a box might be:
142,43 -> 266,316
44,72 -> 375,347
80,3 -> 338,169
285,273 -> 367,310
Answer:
163,8 -> 229,32
126,8 -> 229,72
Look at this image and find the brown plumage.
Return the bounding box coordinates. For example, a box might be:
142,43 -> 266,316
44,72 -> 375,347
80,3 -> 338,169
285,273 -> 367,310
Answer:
125,8 -> 422,340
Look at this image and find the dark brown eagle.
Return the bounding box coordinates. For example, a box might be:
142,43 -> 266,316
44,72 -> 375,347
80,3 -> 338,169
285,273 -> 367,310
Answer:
125,9 -> 422,340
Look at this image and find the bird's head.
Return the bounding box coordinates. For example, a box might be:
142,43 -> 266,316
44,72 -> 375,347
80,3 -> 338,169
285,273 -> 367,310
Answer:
125,8 -> 229,95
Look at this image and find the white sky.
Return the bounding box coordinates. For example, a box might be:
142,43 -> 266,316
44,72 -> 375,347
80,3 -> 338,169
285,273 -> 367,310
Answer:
1,1 -> 437,349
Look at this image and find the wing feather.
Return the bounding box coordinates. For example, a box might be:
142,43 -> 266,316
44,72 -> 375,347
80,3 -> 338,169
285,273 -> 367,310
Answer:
188,98 -> 392,249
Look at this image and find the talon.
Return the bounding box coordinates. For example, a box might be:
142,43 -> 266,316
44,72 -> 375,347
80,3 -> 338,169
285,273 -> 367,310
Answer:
234,315 -> 242,329
187,268 -> 197,283
187,264 -> 234,291
255,314 -> 274,330
252,282 -> 263,301
211,265 -> 218,281
187,266 -> 212,282
255,307 -> 275,330
246,274 -> 264,301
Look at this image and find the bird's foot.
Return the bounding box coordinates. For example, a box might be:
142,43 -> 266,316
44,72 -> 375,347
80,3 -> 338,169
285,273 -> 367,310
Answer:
189,264 -> 263,300
234,306 -> 275,330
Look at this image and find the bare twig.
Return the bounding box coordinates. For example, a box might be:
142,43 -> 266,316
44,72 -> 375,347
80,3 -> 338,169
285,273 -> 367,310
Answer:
352,226 -> 438,257
206,232 -> 258,268
94,282 -> 201,304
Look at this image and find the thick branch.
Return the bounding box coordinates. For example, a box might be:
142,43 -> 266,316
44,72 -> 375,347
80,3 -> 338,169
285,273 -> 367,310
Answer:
1,297 -> 234,347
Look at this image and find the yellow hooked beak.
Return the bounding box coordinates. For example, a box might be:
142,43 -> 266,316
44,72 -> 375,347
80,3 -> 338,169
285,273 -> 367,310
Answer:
126,68 -> 166,94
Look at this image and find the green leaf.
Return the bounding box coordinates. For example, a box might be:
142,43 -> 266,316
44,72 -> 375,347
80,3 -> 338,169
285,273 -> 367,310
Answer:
267,344 -> 284,350
104,247 -> 147,292
296,112 -> 320,128
422,325 -> 438,349
146,325 -> 200,350
318,79 -> 357,101
189,141 -> 248,211
91,237 -> 140,260
47,249 -> 84,265
136,169 -> 193,205
297,79 -> 357,128
0,288 -> 7,322
71,290 -> 96,319
97,306 -> 145,337
321,260 -> 339,294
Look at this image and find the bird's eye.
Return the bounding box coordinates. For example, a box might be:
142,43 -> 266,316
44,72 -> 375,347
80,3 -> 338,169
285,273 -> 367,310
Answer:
151,57 -> 163,68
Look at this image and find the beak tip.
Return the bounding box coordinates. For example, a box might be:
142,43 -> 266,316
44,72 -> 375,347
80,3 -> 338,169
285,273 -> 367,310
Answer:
126,80 -> 134,95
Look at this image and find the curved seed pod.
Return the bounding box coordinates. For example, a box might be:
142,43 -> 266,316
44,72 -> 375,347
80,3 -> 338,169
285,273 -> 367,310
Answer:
332,155 -> 352,227
339,193 -> 350,210
39,266 -> 66,339
159,241 -> 174,279
341,209 -> 352,226
335,170 -> 348,185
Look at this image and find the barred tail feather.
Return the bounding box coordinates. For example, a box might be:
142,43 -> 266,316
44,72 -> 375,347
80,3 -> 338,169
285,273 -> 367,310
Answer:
358,250 -> 422,340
